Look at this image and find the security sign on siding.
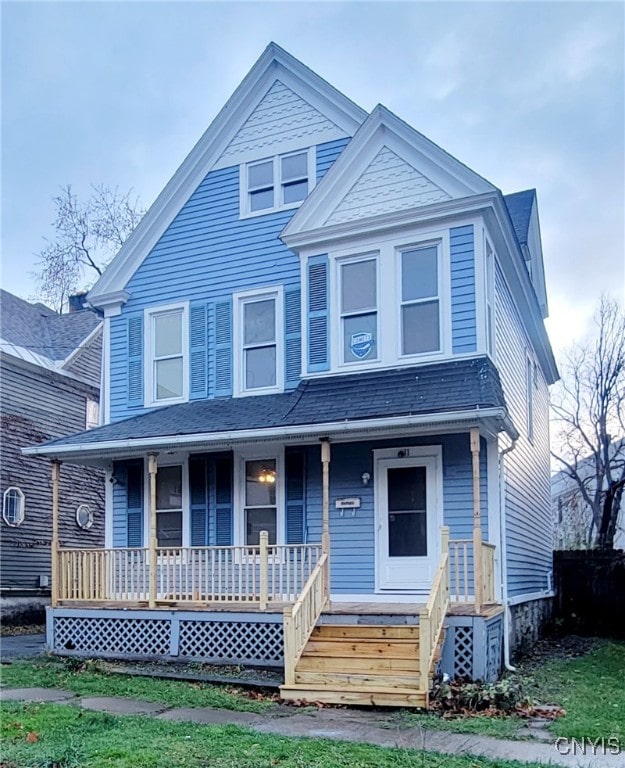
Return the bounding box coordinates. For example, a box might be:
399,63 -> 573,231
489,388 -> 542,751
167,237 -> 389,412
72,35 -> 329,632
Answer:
350,332 -> 374,359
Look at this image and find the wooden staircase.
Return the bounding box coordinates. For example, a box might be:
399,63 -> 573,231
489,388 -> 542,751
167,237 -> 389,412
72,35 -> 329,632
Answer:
279,623 -> 430,708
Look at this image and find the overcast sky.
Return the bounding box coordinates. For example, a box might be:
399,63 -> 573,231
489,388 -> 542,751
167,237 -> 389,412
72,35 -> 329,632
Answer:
2,1 -> 623,360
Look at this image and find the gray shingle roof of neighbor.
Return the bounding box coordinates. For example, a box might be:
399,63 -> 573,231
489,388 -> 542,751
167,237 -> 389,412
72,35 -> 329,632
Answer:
504,189 -> 536,246
0,289 -> 101,361
38,356 -> 509,450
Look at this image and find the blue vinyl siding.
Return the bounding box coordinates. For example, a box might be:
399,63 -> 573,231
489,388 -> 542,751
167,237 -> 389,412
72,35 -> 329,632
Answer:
450,225 -> 477,353
109,138 -> 348,422
303,434 -> 488,593
494,263 -> 551,598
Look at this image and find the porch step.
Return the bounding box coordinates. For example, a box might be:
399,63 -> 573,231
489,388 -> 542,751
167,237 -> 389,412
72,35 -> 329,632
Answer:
281,624 -> 427,708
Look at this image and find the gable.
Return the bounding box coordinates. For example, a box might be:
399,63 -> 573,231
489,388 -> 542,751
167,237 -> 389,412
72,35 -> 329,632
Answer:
326,146 -> 451,226
216,80 -> 343,168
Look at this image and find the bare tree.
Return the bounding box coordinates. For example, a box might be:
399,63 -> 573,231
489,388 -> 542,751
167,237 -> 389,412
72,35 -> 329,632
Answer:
551,296 -> 625,549
33,184 -> 144,312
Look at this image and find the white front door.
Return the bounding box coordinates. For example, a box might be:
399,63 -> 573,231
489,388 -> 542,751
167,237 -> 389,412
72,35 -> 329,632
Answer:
375,448 -> 442,592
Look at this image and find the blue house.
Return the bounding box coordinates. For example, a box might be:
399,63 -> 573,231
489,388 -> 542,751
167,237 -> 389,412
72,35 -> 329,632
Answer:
25,44 -> 558,707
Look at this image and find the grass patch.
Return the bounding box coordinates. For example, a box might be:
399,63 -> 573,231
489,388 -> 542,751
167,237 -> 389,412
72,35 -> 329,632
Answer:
0,701 -> 552,767
393,711 -> 523,740
525,639 -> 625,741
0,659 -> 275,714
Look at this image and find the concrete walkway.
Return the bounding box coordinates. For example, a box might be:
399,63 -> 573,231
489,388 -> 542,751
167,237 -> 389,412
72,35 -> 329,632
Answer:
0,634 -> 46,660
1,687 -> 622,767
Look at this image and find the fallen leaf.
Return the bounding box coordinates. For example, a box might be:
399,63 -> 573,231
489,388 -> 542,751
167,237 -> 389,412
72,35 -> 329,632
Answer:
25,732 -> 39,744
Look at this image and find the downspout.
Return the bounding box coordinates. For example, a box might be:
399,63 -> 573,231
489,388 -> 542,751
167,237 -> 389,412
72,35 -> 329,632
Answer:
499,439 -> 517,672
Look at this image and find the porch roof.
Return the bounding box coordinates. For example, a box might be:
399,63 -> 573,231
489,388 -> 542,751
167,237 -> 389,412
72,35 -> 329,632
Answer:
24,356 -> 517,460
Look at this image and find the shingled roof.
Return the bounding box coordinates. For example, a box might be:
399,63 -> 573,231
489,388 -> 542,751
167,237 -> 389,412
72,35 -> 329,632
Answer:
0,289 -> 101,362
31,356 -> 512,454
504,189 -> 535,246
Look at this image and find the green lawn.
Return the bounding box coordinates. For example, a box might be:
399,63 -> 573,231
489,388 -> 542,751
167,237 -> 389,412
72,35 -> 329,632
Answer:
0,701 -> 551,768
0,659 -> 275,714
526,639 -> 625,741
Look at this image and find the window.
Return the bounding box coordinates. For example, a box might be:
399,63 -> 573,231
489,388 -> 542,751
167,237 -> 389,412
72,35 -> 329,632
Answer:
86,398 -> 99,430
526,356 -> 535,442
3,487 -> 25,527
236,289 -> 282,395
400,245 -> 441,355
156,465 -> 183,547
485,240 -> 495,356
340,258 -> 378,363
147,304 -> 188,405
244,459 -> 277,545
243,149 -> 313,215
76,503 -> 94,530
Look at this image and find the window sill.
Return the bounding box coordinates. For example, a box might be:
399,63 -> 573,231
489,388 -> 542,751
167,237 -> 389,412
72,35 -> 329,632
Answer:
239,201 -> 303,220
234,386 -> 283,398
145,396 -> 189,409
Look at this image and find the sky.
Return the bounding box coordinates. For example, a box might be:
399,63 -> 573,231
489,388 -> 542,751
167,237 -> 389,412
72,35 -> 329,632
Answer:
1,0 -> 624,363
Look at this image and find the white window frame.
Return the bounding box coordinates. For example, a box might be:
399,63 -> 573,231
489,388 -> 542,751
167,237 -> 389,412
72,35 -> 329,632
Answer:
337,253 -> 380,368
76,503 -> 94,530
144,302 -> 189,408
484,236 -> 496,359
240,147 -> 316,218
233,286 -> 284,397
85,397 -> 100,430
3,487 -> 25,527
143,457 -> 190,550
397,240 -> 444,360
233,448 -> 285,547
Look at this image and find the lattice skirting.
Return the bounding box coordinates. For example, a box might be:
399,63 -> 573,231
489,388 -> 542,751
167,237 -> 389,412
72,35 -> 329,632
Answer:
440,613 -> 503,682
47,608 -> 284,667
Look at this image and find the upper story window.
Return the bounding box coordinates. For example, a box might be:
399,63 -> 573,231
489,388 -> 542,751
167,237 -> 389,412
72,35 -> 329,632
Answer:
86,397 -> 99,430
242,149 -> 314,217
235,288 -> 283,395
146,304 -> 188,406
400,245 -> 441,356
3,487 -> 25,527
340,257 -> 378,364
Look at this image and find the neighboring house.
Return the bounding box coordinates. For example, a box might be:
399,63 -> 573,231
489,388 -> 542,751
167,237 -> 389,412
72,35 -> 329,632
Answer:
552,441 -> 625,550
1,290 -> 105,623
25,44 -> 558,707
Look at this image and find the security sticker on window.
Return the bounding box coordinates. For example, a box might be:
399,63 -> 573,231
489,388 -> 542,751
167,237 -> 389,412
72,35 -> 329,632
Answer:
350,332 -> 374,360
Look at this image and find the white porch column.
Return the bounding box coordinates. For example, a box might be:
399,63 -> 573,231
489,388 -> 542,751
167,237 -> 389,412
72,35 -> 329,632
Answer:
320,437 -> 331,602
470,428 -> 483,614
51,459 -> 61,607
148,453 -> 158,608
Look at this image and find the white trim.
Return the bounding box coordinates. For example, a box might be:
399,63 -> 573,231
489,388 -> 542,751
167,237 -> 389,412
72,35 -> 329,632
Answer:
88,43 -> 365,305
507,590 -> 554,607
334,251 -> 380,368
233,446 -> 285,546
59,324 -> 103,370
104,470 -> 113,549
486,437 -> 502,602
102,316 -> 111,424
239,147 -> 316,219
330,593 -> 426,603
233,285 -> 284,397
23,406 -> 519,459
373,445 -> 443,592
2,486 -> 25,527
144,301 -> 190,408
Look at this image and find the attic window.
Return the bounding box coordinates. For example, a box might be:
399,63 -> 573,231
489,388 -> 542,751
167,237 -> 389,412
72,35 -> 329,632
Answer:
242,149 -> 314,217
3,487 -> 25,527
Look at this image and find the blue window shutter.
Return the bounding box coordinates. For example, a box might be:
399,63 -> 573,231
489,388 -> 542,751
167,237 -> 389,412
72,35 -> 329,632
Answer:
285,448 -> 306,544
284,286 -> 302,389
214,298 -> 233,397
189,455 -> 209,546
126,459 -> 144,547
307,255 -> 329,372
126,314 -> 144,407
213,453 -> 233,545
189,302 -> 209,399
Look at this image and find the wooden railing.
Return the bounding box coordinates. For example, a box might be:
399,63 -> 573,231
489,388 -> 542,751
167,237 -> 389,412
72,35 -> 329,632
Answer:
448,539 -> 497,608
419,527 -> 450,694
283,553 -> 329,685
56,538 -> 322,607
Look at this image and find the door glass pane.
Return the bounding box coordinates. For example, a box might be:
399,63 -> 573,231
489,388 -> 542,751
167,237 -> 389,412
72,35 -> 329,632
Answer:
402,301 -> 440,355
387,467 -> 427,557
401,247 -> 438,301
244,299 -> 275,344
246,507 -> 277,545
281,153 -> 307,181
155,357 -> 183,399
248,161 -> 273,189
245,346 -> 276,389
245,460 -> 277,506
154,312 -> 182,357
343,312 -> 377,362
156,511 -> 182,547
341,260 -> 376,312
156,466 -> 183,510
